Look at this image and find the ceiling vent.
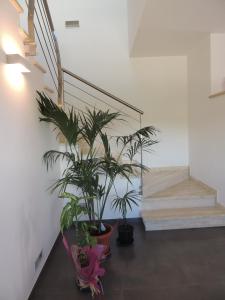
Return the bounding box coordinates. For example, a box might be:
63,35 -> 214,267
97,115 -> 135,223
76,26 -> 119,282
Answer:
65,20 -> 80,28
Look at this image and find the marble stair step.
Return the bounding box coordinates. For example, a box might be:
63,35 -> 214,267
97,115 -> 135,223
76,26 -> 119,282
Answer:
9,0 -> 23,13
143,178 -> 216,210
142,204 -> 225,231
143,166 -> 189,196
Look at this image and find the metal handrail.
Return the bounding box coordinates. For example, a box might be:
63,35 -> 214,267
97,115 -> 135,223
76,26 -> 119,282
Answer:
26,0 -> 35,43
26,0 -> 63,106
26,0 -> 142,113
62,68 -> 144,115
64,80 -> 140,122
42,0 -> 54,31
42,0 -> 63,106
25,0 -> 144,194
37,0 -> 57,64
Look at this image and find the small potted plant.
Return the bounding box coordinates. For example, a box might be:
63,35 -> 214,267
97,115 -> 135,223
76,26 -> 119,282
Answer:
112,190 -> 139,245
113,126 -> 159,245
59,192 -> 96,247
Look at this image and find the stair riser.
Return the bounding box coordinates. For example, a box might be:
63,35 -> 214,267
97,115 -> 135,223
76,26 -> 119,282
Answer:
142,197 -> 216,210
143,170 -> 186,186
143,170 -> 189,196
143,216 -> 225,231
143,168 -> 188,184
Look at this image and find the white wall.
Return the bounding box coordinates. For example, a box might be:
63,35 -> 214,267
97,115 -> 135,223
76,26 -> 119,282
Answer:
129,0 -> 225,57
47,0 -> 189,219
48,0 -> 189,169
130,56 -> 188,167
0,2 -> 62,300
210,33 -> 225,94
127,0 -> 146,52
188,34 -> 225,205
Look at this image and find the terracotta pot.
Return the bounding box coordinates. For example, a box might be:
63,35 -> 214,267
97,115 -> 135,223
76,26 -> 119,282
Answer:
92,224 -> 113,257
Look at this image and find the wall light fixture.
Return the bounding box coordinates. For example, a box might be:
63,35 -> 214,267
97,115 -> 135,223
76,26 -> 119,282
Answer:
6,53 -> 31,73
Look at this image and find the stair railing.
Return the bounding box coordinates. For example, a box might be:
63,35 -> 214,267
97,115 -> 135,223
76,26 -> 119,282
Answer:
25,0 -> 144,193
41,0 -> 63,106
25,0 -> 63,106
62,68 -> 143,115
62,67 -> 144,193
25,0 -> 35,53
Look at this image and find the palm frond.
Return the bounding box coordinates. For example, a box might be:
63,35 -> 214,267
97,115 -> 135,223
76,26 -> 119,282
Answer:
100,132 -> 111,158
112,190 -> 140,219
80,108 -> 121,146
132,126 -> 158,140
43,150 -> 74,170
37,91 -> 81,146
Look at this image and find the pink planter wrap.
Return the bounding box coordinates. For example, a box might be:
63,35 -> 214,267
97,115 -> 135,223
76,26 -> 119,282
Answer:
63,236 -> 106,297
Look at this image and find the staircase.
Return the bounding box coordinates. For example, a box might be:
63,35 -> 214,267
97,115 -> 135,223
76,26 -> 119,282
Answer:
142,167 -> 225,231
11,0 -> 144,202
13,0 -> 225,231
12,0 -> 142,131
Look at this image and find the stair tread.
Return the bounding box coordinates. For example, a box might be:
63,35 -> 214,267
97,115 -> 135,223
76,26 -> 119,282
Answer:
32,60 -> 47,73
142,204 -> 225,220
9,0 -> 23,13
145,178 -> 216,200
143,166 -> 189,197
19,27 -> 29,40
44,86 -> 55,94
143,166 -> 188,183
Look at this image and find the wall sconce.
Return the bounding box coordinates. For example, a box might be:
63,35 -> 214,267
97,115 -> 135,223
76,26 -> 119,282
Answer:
6,53 -> 31,73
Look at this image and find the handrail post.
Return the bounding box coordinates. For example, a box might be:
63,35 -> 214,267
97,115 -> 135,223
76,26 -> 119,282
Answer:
42,0 -> 55,31
27,0 -> 35,42
53,32 -> 63,106
139,113 -> 143,196
25,0 -> 36,55
28,0 -> 63,106
42,0 -> 63,106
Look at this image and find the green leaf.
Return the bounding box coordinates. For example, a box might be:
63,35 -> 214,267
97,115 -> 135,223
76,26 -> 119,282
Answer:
112,190 -> 140,219
37,91 -> 81,146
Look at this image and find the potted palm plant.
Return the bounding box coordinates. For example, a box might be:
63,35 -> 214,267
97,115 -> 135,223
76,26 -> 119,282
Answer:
112,127 -> 158,245
113,190 -> 139,245
37,92 -> 158,255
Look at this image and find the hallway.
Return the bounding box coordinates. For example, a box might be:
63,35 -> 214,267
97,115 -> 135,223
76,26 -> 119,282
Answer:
30,220 -> 225,300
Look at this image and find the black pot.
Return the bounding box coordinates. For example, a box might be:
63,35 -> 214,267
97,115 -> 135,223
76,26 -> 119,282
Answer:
117,223 -> 134,245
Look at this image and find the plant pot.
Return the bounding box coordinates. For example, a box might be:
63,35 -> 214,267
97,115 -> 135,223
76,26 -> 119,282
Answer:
91,223 -> 113,257
69,244 -> 105,296
117,223 -> 134,245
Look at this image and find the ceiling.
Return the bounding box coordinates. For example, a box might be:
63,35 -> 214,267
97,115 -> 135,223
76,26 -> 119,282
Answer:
130,0 -> 225,57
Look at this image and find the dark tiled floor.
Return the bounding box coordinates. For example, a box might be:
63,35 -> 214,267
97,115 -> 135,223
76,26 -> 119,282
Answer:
29,220 -> 225,300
